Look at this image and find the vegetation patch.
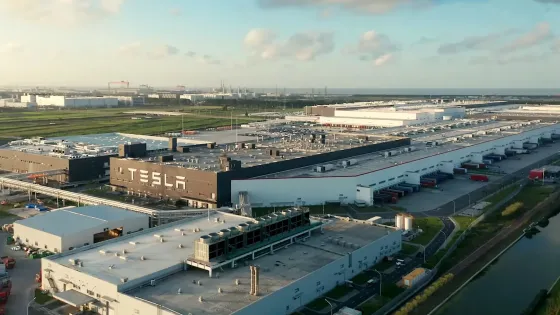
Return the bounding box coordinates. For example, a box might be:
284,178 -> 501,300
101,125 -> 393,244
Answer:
409,217 -> 444,245
394,273 -> 454,315
35,289 -> 53,305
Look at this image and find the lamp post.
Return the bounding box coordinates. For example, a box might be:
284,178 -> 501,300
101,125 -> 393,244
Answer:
419,244 -> 427,263
325,299 -> 334,315
373,269 -> 382,296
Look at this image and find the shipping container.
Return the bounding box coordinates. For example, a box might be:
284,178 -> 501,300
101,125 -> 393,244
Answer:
399,183 -> 420,192
386,189 -> 406,197
462,162 -> 480,169
453,167 -> 468,174
421,181 -> 436,188
470,174 -> 489,182
528,169 -> 544,180
482,159 -> 493,165
394,185 -> 413,193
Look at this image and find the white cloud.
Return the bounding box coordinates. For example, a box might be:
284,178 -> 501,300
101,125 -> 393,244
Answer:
117,43 -> 180,59
553,39 -> 560,53
170,7 -> 182,16
437,29 -> 517,54
185,51 -> 197,57
244,29 -> 335,62
373,53 -> 393,66
1,0 -> 126,26
258,0 -> 431,15
348,31 -> 398,64
500,22 -> 553,53
0,42 -> 24,54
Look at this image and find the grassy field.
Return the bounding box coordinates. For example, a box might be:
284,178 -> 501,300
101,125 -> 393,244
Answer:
537,277 -> 560,315
0,106 -> 261,138
0,205 -> 15,217
485,184 -> 520,205
402,243 -> 420,255
410,217 -> 444,245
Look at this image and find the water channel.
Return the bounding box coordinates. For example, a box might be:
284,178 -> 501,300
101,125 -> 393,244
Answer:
434,210 -> 560,315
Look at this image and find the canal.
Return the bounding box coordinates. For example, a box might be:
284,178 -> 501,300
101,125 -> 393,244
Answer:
433,210 -> 560,315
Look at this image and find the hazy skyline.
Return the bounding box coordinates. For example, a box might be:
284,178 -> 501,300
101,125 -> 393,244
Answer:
1,0 -> 559,89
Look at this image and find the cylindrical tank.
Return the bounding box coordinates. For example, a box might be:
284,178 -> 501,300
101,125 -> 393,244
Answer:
395,214 -> 405,230
404,216 -> 414,231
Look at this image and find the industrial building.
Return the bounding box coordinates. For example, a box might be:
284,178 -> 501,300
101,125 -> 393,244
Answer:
41,209 -> 402,315
13,205 -> 149,253
403,268 -> 427,287
229,120 -> 560,208
299,102 -> 466,127
0,137 -> 116,182
21,94 -> 119,107
114,96 -> 145,106
109,132 -> 409,208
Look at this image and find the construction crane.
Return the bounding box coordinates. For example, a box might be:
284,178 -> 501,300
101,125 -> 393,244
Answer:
108,81 -> 130,90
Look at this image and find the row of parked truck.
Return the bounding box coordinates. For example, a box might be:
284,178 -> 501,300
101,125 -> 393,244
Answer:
373,183 -> 421,204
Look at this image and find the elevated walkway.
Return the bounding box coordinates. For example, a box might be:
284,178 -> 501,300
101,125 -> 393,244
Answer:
0,177 -> 209,223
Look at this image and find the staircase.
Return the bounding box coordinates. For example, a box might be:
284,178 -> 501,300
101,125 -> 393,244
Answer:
46,276 -> 59,293
239,191 -> 252,217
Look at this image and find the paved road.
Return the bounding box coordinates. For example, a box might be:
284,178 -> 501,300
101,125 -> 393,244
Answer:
0,217 -> 42,315
301,217 -> 455,314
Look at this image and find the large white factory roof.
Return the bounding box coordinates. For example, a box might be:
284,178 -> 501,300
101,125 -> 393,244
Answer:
128,217 -> 392,315
14,206 -> 148,237
252,120 -> 553,179
48,212 -> 254,285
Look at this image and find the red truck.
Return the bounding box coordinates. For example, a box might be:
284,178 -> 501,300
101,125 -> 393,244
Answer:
470,174 -> 489,182
0,257 -> 15,270
0,279 -> 11,304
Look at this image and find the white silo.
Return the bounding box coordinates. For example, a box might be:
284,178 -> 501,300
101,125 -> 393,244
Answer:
404,215 -> 414,231
395,214 -> 405,230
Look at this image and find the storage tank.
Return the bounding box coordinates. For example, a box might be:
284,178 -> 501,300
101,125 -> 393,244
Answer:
404,215 -> 414,231
395,214 -> 405,230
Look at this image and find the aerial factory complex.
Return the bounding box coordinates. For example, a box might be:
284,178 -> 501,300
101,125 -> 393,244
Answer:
41,209 -> 401,315
1,99 -> 560,315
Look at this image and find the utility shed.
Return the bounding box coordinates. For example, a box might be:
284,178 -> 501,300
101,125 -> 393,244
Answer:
13,206 -> 149,253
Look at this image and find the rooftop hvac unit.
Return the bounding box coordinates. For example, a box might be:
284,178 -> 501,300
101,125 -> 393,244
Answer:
150,279 -> 156,286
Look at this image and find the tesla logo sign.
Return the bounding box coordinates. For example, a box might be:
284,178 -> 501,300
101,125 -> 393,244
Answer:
128,168 -> 186,189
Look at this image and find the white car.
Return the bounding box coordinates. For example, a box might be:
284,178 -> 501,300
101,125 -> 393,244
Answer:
11,246 -> 21,251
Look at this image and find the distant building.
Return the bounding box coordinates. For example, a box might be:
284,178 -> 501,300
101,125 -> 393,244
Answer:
22,94 -> 119,108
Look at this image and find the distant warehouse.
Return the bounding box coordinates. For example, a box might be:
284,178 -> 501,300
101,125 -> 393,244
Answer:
21,94 -> 119,108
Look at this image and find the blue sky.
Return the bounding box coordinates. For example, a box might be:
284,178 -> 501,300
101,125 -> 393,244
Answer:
0,0 -> 559,89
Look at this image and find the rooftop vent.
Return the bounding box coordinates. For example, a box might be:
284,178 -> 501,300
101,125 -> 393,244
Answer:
140,256 -> 146,261
120,277 -> 128,283
99,250 -> 109,255
175,228 -> 183,232
153,234 -> 162,238
129,241 -> 138,246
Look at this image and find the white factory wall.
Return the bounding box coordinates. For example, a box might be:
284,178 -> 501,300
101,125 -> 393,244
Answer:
335,110 -> 422,120
13,223 -> 63,253
319,116 -> 410,127
41,258 -> 118,307
34,96 -> 119,107
232,124 -> 560,206
235,228 -> 401,315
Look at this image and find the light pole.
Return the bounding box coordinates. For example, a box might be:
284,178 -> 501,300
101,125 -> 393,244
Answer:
452,200 -> 456,215
27,297 -> 36,315
373,269 -> 382,296
419,244 -> 426,263
325,298 -> 334,315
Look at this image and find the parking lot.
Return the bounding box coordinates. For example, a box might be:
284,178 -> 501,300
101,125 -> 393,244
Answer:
391,141 -> 560,214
